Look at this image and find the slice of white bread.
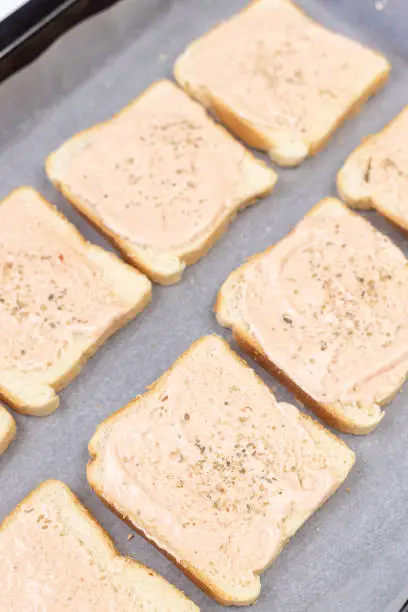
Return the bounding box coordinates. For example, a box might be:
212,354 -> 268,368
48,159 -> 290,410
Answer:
46,80 -> 276,285
88,335 -> 354,606
0,404 -> 16,456
0,187 -> 151,417
0,479 -> 198,611
174,0 -> 390,167
216,198 -> 408,435
338,106 -> 408,232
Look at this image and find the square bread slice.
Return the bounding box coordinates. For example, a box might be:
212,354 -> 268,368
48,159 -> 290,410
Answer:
338,106 -> 408,232
0,480 -> 198,611
46,79 -> 276,285
216,198 -> 408,435
174,0 -> 390,167
0,187 -> 151,417
0,404 -> 16,456
88,335 -> 354,606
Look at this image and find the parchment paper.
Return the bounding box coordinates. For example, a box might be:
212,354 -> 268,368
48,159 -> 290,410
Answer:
0,1 -> 408,610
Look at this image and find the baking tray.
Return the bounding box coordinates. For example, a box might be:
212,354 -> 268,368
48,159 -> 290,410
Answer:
0,0 -> 408,610
0,0 -> 121,83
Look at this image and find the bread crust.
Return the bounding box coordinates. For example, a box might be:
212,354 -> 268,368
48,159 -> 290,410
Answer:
174,0 -> 391,167
215,198 -> 407,434
337,105 -> 408,234
0,404 -> 16,456
88,335 -> 354,605
46,80 -> 277,285
0,187 -> 151,416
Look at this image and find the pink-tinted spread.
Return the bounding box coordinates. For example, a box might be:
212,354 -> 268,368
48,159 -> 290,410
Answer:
0,483 -> 196,611
343,107 -> 408,226
0,189 -> 129,373
61,80 -> 250,252
240,201 -> 408,410
178,0 -> 388,151
93,337 -> 341,594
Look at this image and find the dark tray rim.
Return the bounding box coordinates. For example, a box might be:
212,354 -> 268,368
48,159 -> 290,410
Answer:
0,0 -> 118,83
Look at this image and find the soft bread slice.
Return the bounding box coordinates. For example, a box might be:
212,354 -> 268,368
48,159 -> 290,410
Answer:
88,335 -> 354,606
46,80 -> 276,285
0,187 -> 151,416
0,480 -> 198,611
174,0 -> 390,167
216,198 -> 408,435
0,404 -> 16,456
338,106 -> 408,232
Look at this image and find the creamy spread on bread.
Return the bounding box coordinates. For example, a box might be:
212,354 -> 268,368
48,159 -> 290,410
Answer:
1,498 -> 136,610
59,80 -> 249,252
0,483 -> 195,611
0,190 -> 128,373
342,107 -> 408,226
93,337 -> 340,592
239,201 -> 408,410
176,0 -> 388,155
